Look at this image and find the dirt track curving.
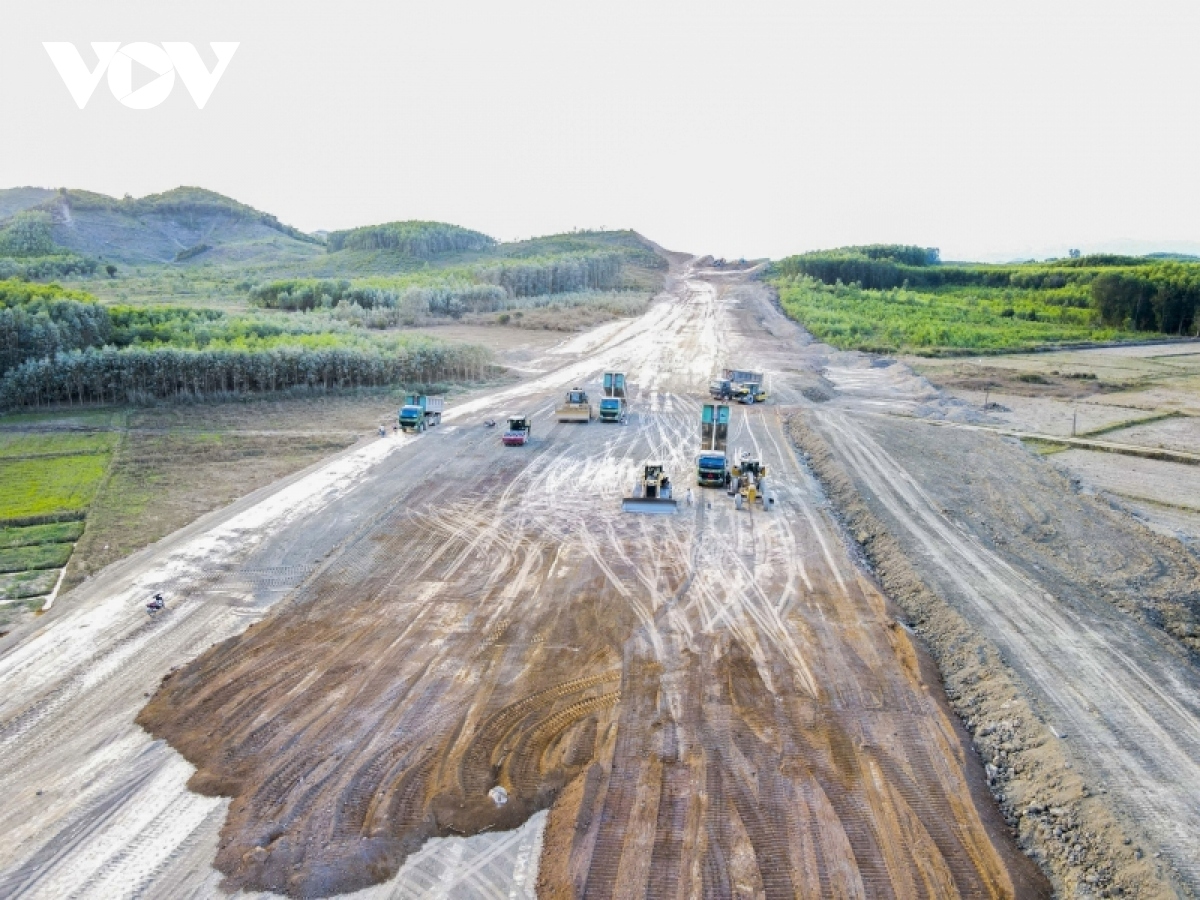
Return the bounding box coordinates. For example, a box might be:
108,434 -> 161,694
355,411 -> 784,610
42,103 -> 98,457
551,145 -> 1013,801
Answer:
2,260 -> 1052,898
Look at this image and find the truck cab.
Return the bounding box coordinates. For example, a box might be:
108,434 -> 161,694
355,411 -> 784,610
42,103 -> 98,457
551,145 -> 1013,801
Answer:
696,451 -> 728,487
398,404 -> 427,432
399,394 -> 445,433
709,379 -> 733,400
599,397 -> 626,422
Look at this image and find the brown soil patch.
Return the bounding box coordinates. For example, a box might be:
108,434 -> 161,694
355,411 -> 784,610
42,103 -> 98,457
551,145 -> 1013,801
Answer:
921,363 -> 1129,399
138,401 -> 1048,898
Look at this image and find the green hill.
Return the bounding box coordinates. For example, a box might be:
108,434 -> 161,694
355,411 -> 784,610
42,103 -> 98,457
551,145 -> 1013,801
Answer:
326,221 -> 494,256
0,187 -> 57,222
2,187 -> 323,267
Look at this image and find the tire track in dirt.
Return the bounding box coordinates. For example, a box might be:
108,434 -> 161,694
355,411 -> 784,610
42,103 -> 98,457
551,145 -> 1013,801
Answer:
4,261 -> 1048,898
807,407 -> 1200,893
138,267 -> 1044,898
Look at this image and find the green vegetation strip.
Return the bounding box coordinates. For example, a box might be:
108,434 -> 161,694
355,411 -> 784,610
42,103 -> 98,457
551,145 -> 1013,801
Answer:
769,245 -> 1200,354
0,431 -> 117,457
0,542 -> 73,574
774,278 -> 1122,354
0,521 -> 84,548
0,455 -> 109,520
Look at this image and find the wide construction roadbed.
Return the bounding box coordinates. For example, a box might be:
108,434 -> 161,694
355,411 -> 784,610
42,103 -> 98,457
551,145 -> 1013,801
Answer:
0,261 -> 1044,898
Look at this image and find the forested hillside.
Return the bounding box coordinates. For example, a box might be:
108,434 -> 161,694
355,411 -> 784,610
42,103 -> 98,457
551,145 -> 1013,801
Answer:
0,187 -> 56,221
0,187 -> 666,411
0,280 -> 491,408
0,187 -> 324,268
326,221 -> 494,255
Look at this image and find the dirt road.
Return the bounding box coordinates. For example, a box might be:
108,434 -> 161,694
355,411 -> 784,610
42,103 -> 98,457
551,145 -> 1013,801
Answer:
1,261 -> 1044,897
803,407 -> 1200,892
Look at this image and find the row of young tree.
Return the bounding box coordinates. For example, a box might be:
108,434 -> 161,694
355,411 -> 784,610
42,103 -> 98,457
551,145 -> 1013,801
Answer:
249,280 -> 404,311
475,252 -> 624,297
2,283 -> 257,374
249,250 -> 627,318
0,279 -> 503,408
1092,270 -> 1200,334
325,220 -> 495,256
0,255 -> 97,281
0,342 -> 495,409
249,279 -> 510,319
0,281 -> 112,373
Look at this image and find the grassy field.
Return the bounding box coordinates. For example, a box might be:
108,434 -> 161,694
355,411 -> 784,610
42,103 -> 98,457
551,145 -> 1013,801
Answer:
0,570 -> 58,605
0,432 -> 117,457
0,456 -> 109,521
0,543 -> 73,573
58,392 -> 408,593
0,521 -> 85,548
0,393 -> 391,619
772,277 -> 1130,354
769,246 -> 1199,354
0,408 -> 116,618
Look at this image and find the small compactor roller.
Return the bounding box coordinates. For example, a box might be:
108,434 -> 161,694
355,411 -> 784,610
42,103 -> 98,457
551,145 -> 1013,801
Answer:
556,388 -> 594,423
502,415 -> 532,446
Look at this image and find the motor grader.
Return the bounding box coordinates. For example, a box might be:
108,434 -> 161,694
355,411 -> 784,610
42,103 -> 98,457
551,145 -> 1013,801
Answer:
731,450 -> 773,510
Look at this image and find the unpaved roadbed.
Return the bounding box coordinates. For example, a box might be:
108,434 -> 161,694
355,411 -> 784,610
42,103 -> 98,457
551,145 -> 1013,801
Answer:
788,415 -> 1178,898
135,268 -> 1045,897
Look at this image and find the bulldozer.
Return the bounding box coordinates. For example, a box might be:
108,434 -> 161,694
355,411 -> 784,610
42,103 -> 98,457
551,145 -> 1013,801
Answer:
731,450 -> 773,510
556,388 -> 594,423
622,463 -> 678,514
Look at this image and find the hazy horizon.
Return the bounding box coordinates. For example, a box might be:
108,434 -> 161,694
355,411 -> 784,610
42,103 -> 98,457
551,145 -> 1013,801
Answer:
10,181 -> 1200,265
4,0 -> 1200,262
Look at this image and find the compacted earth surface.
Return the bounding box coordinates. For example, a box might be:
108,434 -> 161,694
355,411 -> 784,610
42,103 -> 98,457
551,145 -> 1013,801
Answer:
1,254 -> 1196,899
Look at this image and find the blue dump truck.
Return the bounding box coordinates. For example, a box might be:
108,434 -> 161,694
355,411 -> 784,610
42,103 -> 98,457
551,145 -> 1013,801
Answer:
696,451 -> 729,487
398,394 -> 444,433
599,372 -> 628,423
696,403 -> 731,486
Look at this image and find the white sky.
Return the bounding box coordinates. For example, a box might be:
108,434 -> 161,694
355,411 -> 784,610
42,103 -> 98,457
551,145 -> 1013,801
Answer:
3,0 -> 1200,261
